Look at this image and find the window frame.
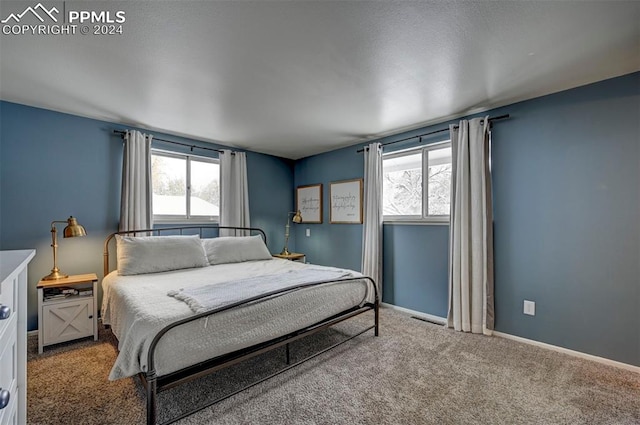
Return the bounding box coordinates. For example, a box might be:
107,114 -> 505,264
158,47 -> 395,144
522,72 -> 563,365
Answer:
382,140 -> 451,225
151,149 -> 220,224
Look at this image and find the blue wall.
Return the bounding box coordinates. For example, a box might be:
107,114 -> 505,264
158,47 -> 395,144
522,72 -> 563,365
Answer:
294,72 -> 639,366
0,102 -> 294,331
490,73 -> 639,366
382,225 -> 449,317
294,146 -> 364,270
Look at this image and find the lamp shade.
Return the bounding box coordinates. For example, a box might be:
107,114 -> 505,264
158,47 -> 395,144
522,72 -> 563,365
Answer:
63,216 -> 86,238
292,210 -> 303,224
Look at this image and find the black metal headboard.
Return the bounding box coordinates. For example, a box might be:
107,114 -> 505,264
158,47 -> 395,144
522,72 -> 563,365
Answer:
103,226 -> 267,276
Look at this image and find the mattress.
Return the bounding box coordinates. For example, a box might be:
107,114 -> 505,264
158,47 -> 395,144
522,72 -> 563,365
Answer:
101,258 -> 370,380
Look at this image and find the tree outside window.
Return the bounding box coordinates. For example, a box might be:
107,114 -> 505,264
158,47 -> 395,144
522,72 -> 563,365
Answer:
383,143 -> 451,222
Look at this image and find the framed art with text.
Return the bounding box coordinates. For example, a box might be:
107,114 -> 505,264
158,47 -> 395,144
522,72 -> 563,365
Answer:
296,184 -> 322,223
329,179 -> 363,224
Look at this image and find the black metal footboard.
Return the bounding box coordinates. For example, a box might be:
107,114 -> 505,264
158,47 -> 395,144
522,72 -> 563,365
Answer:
144,276 -> 378,425
102,226 -> 379,425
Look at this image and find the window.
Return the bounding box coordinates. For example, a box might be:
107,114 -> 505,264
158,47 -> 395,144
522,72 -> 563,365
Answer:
151,150 -> 220,222
383,141 -> 452,223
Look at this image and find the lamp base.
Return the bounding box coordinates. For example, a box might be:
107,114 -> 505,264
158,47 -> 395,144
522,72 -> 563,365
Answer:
280,248 -> 292,256
42,270 -> 69,281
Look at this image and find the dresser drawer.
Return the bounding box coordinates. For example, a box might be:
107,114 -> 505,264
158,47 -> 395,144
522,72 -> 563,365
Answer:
0,275 -> 16,340
0,380 -> 17,425
0,389 -> 17,425
0,321 -> 17,425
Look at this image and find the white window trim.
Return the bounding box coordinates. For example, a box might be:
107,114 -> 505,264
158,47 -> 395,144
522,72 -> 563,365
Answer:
151,149 -> 220,224
383,140 -> 451,225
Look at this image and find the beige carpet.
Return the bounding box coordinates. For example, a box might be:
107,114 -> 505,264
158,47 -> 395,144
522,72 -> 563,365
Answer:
27,308 -> 640,425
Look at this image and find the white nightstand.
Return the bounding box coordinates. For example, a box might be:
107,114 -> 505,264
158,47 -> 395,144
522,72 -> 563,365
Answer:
37,273 -> 98,354
272,252 -> 306,263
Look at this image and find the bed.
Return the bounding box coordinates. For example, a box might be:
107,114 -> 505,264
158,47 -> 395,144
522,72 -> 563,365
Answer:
101,226 -> 379,425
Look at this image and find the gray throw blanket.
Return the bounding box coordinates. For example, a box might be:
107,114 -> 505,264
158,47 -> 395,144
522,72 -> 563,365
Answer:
167,268 -> 349,313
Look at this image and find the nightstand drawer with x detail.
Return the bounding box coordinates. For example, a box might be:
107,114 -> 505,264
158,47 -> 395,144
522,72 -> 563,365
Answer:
42,298 -> 93,346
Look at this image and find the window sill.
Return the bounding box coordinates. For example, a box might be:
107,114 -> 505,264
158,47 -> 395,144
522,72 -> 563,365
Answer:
383,220 -> 449,226
153,218 -> 219,225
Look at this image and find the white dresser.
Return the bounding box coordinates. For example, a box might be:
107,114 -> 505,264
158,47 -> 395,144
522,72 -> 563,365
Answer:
0,250 -> 35,425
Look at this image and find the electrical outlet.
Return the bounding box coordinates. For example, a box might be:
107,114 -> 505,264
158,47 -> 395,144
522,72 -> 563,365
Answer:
523,300 -> 536,316
305,228 -> 310,237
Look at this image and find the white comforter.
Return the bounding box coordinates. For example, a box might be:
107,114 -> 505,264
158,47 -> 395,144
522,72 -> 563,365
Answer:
101,258 -> 369,380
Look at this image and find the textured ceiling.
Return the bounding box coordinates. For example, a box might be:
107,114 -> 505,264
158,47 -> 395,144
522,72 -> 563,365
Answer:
1,1 -> 638,159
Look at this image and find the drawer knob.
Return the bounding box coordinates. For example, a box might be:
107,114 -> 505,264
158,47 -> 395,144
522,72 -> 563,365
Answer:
0,388 -> 9,410
0,304 -> 10,320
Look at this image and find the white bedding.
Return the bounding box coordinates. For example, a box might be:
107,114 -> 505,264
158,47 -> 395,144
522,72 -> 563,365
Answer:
101,258 -> 370,380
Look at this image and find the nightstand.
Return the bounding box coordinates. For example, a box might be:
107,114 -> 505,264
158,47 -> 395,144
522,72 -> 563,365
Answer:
272,252 -> 306,263
37,273 -> 98,354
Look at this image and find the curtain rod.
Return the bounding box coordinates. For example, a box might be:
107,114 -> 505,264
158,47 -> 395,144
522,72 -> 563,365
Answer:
112,130 -> 229,154
357,114 -> 510,153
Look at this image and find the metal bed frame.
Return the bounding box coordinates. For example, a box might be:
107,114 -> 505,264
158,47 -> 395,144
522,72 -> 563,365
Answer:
103,226 -> 379,425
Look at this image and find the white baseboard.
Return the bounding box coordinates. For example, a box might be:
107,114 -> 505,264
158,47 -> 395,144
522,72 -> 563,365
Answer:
381,302 -> 447,325
381,303 -> 639,373
493,331 -> 640,373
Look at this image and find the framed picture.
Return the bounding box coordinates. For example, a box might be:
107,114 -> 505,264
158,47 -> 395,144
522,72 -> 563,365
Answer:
330,179 -> 363,224
296,184 -> 322,223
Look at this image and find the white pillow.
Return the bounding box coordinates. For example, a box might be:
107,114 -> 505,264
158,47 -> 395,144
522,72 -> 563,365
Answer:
202,235 -> 272,265
116,234 -> 209,275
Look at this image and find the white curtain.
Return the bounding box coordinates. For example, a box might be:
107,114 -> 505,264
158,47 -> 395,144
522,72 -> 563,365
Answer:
119,130 -> 153,231
447,116 -> 495,335
362,142 -> 383,301
219,150 -> 250,235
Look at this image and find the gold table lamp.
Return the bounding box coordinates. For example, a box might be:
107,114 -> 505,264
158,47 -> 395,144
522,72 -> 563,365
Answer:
280,210 -> 302,256
42,216 -> 87,281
